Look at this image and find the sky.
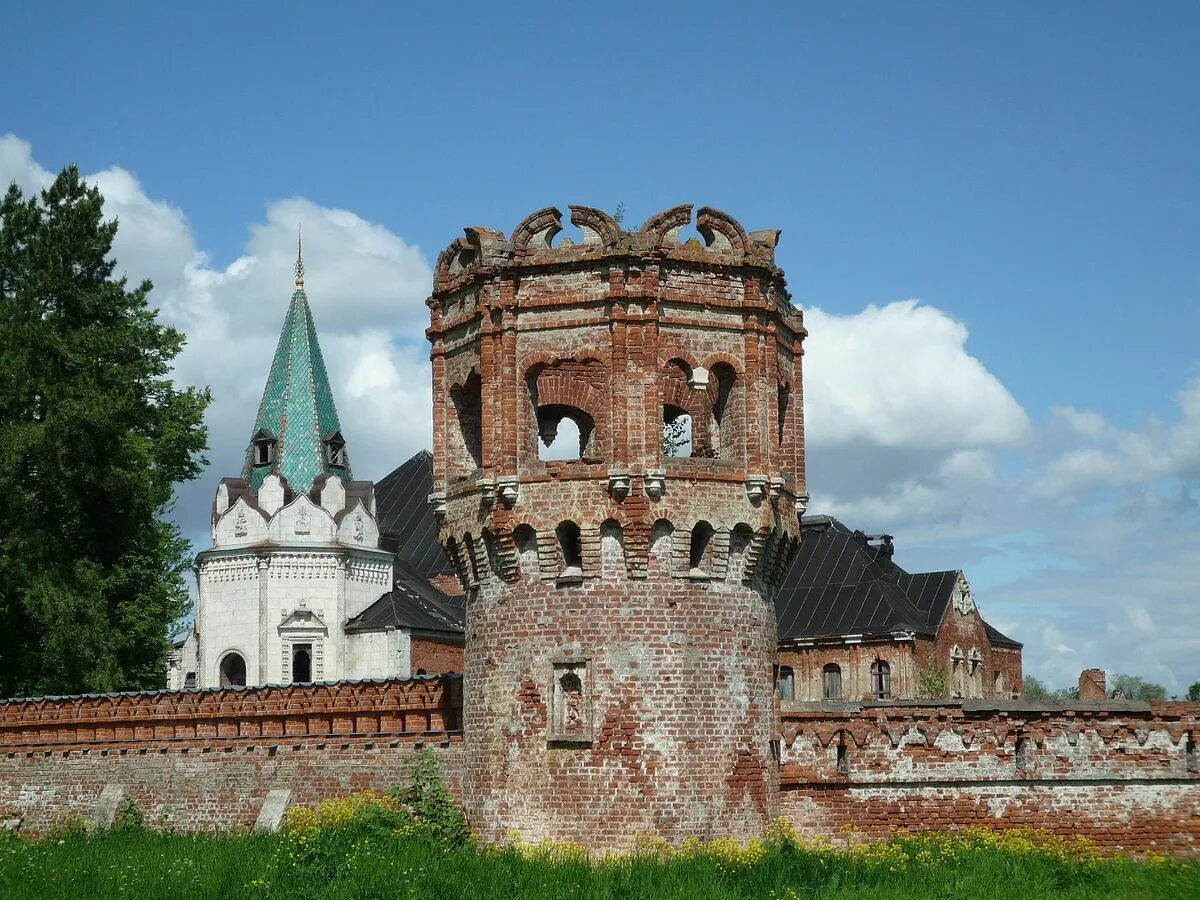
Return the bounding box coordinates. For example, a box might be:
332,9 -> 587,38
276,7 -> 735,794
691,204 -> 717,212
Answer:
2,2 -> 1198,692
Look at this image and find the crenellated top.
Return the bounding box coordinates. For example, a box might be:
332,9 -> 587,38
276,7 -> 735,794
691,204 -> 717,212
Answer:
426,204 -> 808,597
429,204 -> 788,300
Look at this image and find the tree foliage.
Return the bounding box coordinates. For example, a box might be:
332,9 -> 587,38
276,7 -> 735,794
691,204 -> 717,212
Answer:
0,167 -> 209,697
1188,681 -> 1200,702
1109,673 -> 1168,701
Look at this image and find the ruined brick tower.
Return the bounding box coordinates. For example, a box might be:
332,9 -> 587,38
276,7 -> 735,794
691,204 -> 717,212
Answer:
426,204 -> 807,850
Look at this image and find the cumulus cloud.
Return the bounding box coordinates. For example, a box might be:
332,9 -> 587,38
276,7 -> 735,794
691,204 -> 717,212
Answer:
803,301 -> 1026,528
0,134 -> 435,554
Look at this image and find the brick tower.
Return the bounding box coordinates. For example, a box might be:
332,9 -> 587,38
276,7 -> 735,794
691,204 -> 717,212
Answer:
426,205 -> 807,850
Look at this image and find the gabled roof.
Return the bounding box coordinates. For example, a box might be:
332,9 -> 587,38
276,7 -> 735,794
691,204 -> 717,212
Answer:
345,559 -> 465,635
242,253 -> 349,494
375,451 -> 454,576
776,516 -> 1020,648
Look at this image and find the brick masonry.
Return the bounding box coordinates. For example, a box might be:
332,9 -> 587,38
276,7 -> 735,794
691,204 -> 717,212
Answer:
780,700 -> 1200,855
428,205 -> 805,851
0,678 -> 462,834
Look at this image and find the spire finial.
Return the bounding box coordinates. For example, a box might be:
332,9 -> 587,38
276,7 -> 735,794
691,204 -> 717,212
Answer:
295,225 -> 305,290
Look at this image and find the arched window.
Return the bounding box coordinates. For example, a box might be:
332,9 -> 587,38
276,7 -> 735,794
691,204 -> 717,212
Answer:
708,363 -> 738,459
219,652 -> 246,689
291,644 -> 312,683
450,371 -> 483,474
779,666 -> 795,701
513,524 -> 539,577
555,520 -> 583,583
537,405 -> 595,460
662,405 -> 692,458
823,664 -> 842,700
870,660 -> 891,700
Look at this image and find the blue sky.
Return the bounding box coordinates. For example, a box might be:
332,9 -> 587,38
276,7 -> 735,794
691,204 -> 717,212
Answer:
3,2 -> 1199,690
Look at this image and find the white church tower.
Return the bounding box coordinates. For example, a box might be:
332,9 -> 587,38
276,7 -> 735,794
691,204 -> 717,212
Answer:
170,245 -> 393,689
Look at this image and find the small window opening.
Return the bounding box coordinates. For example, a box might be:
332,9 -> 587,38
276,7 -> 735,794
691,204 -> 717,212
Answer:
870,660 -> 891,700
836,738 -> 849,776
219,652 -> 246,689
663,405 -> 692,458
324,432 -> 347,468
709,364 -> 737,459
1187,733 -> 1197,774
291,643 -> 312,684
450,372 -> 483,473
689,521 -> 714,578
823,664 -> 843,700
556,521 -> 583,583
779,666 -> 795,701
537,405 -> 594,461
183,672 -> 197,690
251,430 -> 276,467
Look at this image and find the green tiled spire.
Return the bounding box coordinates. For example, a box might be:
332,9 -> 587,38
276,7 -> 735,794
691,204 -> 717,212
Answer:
242,241 -> 351,493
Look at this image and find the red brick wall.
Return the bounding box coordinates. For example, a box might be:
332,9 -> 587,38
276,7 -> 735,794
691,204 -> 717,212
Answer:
0,678 -> 463,834
410,636 -> 464,675
779,701 -> 1200,855
428,206 -> 804,852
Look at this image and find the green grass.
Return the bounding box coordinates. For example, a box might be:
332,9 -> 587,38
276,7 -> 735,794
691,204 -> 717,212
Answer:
1,825 -> 1196,900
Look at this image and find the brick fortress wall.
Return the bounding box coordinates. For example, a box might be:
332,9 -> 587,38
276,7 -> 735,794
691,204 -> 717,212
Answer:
780,700 -> 1200,855
0,677 -> 463,833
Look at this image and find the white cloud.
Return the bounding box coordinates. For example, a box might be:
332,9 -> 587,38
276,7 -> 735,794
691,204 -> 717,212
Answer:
0,134 -> 436,553
804,301 -> 1029,449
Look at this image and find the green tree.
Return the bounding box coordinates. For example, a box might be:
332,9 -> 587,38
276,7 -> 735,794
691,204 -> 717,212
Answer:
1187,681 -> 1200,702
1109,673 -> 1168,701
1021,675 -> 1054,700
0,166 -> 209,697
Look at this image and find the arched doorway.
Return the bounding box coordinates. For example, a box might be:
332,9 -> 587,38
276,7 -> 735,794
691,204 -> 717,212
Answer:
219,652 -> 246,688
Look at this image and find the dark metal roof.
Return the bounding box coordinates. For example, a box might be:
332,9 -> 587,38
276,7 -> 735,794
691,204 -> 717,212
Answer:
375,450 -> 454,576
346,559 -> 465,635
776,516 -> 1020,648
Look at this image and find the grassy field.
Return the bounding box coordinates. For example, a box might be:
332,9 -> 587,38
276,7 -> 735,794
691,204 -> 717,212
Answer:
2,814 -> 1196,899
1,762 -> 1195,900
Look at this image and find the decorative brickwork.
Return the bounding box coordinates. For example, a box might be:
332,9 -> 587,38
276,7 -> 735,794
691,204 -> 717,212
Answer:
0,678 -> 462,833
779,701 -> 1200,855
428,205 -> 806,850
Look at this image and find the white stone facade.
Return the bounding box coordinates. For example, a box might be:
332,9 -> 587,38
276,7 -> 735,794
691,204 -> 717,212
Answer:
176,472 -> 401,689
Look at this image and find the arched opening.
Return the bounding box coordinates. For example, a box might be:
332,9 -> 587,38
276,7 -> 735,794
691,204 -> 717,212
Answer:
555,520 -> 583,583
537,405 -> 595,460
219,652 -> 246,689
993,670 -> 1006,698
708,363 -> 738,459
779,666 -> 795,702
823,663 -> 843,700
183,672 -> 197,690
689,521 -> 714,577
870,660 -> 891,700
450,371 -> 483,475
291,644 -> 312,684
836,732 -> 850,775
662,405 -> 692,458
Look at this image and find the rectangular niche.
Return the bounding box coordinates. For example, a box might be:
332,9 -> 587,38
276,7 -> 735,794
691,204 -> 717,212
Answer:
548,659 -> 592,745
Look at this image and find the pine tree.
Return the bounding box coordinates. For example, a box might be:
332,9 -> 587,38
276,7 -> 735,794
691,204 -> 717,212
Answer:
0,166 -> 210,697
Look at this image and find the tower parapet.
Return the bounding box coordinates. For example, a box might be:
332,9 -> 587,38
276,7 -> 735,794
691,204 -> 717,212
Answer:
427,204 -> 807,849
